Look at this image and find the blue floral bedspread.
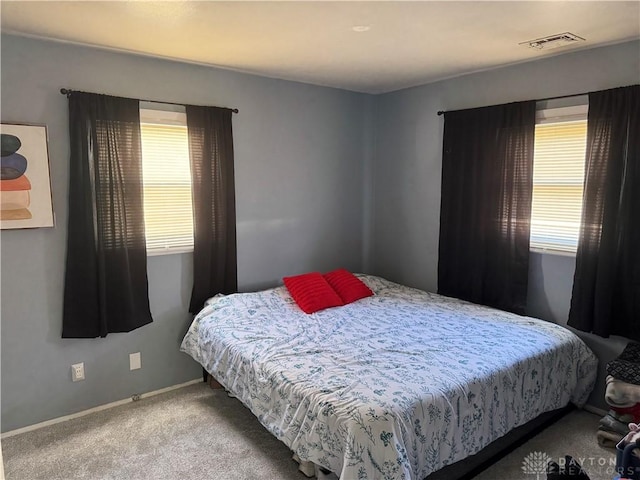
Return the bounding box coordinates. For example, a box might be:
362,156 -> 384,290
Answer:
180,275 -> 597,480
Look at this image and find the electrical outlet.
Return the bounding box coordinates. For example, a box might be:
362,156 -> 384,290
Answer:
129,352 -> 141,370
71,363 -> 85,382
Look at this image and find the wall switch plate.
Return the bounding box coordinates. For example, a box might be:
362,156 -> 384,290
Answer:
71,363 -> 85,382
129,352 -> 141,370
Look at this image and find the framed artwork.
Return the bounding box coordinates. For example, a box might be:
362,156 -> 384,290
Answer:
1,123 -> 54,229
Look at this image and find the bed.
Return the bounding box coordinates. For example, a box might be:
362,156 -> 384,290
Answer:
180,274 -> 597,480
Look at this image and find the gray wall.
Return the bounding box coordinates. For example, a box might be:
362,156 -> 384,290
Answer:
0,35 -> 368,432
370,40 -> 640,409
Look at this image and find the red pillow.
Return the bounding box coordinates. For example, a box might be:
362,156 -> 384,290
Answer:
323,269 -> 373,304
283,272 -> 344,314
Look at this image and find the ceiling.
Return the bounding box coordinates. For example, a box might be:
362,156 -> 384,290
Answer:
1,1 -> 639,94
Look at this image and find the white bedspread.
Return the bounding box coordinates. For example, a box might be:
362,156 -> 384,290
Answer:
180,275 -> 597,480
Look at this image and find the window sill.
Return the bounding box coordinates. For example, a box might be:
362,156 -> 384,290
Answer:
530,247 -> 576,258
147,246 -> 193,257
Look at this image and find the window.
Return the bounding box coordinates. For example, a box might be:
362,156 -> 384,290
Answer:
139,106 -> 194,254
530,105 -> 588,253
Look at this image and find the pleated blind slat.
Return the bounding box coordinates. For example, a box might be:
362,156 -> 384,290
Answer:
140,113 -> 194,253
530,119 -> 587,252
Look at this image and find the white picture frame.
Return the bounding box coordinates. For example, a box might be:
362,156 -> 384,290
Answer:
1,123 -> 55,229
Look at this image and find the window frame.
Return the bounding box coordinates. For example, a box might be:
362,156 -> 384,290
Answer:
139,104 -> 194,256
530,103 -> 588,256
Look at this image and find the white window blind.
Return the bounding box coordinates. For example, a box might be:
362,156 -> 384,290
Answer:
140,108 -> 194,253
530,110 -> 588,253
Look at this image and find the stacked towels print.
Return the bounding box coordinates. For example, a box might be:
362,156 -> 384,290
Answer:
598,341 -> 640,449
0,133 -> 32,220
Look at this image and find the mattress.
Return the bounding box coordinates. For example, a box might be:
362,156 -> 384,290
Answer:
180,274 -> 597,480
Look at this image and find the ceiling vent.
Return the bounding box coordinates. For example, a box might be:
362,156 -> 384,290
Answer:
520,32 -> 585,50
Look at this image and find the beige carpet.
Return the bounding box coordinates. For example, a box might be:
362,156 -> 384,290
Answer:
2,383 -> 616,480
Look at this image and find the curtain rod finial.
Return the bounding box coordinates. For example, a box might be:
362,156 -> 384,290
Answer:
437,110 -> 445,116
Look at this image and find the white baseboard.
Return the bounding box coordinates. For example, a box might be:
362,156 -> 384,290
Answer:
583,404 -> 608,417
0,436 -> 4,480
1,378 -> 202,439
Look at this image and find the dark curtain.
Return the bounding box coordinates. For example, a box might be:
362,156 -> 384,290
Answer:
186,105 -> 237,313
438,101 -> 536,314
62,92 -> 153,338
568,85 -> 640,341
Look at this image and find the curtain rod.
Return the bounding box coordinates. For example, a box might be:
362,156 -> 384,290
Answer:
59,88 -> 239,114
436,90 -> 591,116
